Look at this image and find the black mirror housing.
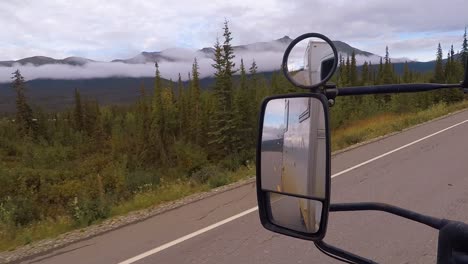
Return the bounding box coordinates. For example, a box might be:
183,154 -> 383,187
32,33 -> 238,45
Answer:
256,93 -> 331,241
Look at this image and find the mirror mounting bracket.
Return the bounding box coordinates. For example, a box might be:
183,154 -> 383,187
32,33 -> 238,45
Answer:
315,240 -> 377,264
323,84 -> 338,107
316,203 -> 468,264
313,202 -> 447,264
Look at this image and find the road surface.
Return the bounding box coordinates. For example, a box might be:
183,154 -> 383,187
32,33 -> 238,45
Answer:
18,109 -> 468,264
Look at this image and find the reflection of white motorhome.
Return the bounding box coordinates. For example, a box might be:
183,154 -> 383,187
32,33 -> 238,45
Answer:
304,41 -> 335,85
281,97 -> 326,232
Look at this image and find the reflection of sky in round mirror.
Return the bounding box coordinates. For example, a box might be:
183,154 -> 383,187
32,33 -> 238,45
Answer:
263,99 -> 286,141
287,37 -> 326,72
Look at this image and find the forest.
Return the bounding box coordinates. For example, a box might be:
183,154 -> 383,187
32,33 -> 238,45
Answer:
0,22 -> 467,249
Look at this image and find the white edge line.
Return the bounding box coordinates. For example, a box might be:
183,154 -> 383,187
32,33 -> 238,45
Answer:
118,207 -> 258,264
331,119 -> 468,178
118,119 -> 468,264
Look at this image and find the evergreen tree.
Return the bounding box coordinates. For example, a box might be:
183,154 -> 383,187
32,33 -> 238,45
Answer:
350,50 -> 358,86
149,62 -> 167,163
11,70 -> 35,137
248,59 -> 262,143
433,43 -> 445,83
232,59 -> 252,152
377,57 -> 384,84
74,88 -> 84,131
210,21 -> 237,156
222,19 -> 237,109
369,61 -> 375,84
382,46 -> 393,84
345,55 -> 351,86
461,26 -> 468,69
337,54 -> 345,86
189,58 -> 201,144
249,59 -> 260,104
403,61 -> 411,83
361,61 -> 369,85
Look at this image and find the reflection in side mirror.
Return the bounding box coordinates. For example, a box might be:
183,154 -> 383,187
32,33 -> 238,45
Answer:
257,94 -> 331,241
283,33 -> 338,89
269,192 -> 323,233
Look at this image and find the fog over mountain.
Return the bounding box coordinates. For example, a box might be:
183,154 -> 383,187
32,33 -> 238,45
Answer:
0,37 -> 412,83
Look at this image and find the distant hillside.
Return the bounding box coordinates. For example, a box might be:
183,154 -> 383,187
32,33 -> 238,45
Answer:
356,61 -> 436,75
0,56 -> 94,67
0,72 -> 276,113
0,77 -> 167,113
0,58 -> 444,114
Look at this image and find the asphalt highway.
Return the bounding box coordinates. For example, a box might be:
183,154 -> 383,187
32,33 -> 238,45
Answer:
20,109 -> 468,264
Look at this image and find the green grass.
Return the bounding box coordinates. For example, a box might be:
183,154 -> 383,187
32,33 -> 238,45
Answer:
111,165 -> 254,217
2,101 -> 468,253
0,165 -> 255,252
331,100 -> 468,151
0,217 -> 73,252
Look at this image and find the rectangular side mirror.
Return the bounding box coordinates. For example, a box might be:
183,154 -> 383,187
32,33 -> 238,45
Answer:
256,93 -> 331,241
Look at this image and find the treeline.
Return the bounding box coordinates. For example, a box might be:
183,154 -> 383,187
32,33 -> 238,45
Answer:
331,32 -> 467,128
0,23 -> 467,233
0,21 -> 296,230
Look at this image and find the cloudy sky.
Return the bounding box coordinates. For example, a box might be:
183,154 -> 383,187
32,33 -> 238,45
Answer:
0,0 -> 467,81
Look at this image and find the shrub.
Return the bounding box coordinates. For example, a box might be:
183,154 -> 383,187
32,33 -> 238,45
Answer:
190,165 -> 224,184
125,170 -> 160,194
172,141 -> 209,174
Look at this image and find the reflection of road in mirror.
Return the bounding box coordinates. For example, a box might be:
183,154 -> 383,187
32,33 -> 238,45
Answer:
268,192 -> 322,233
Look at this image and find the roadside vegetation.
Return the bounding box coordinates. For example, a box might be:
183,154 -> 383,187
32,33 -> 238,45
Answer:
0,23 -> 467,251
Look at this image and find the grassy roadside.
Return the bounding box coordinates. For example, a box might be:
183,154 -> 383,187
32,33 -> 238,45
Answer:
332,100 -> 468,151
2,100 -> 468,252
0,165 -> 255,252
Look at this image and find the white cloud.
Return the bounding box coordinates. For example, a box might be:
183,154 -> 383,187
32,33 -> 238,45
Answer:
1,0 -> 467,63
0,47 -> 287,82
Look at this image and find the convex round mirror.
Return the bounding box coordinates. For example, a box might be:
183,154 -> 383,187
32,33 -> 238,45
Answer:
283,33 -> 338,89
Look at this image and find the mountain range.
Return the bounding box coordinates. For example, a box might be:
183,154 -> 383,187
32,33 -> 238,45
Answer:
0,36 -> 412,68
0,37 -> 441,113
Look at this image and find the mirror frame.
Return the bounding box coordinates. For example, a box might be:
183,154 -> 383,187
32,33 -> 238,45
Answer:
256,92 -> 331,241
282,33 -> 338,90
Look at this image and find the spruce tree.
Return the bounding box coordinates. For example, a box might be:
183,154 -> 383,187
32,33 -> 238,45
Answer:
74,88 -> 84,131
350,50 -> 358,86
209,21 -> 237,156
461,27 -> 468,69
337,54 -> 345,86
433,43 -> 445,83
369,61 -> 375,84
361,61 -> 369,85
377,57 -> 383,84
222,19 -> 237,110
176,73 -> 188,138
403,61 -> 411,83
190,58 -> 201,144
149,62 -> 166,163
232,59 -> 252,153
11,70 -> 35,137
383,46 -> 393,84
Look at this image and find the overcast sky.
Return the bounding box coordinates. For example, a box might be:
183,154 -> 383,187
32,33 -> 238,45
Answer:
1,0 -> 467,62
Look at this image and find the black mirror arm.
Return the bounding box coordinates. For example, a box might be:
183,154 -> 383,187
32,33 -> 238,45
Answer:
336,83 -> 461,96
330,202 -> 448,230
314,203 -> 450,264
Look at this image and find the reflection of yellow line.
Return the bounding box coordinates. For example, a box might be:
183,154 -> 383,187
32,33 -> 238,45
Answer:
276,185 -> 281,192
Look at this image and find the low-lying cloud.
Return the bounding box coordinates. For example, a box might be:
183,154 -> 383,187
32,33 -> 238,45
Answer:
0,49 -> 286,83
